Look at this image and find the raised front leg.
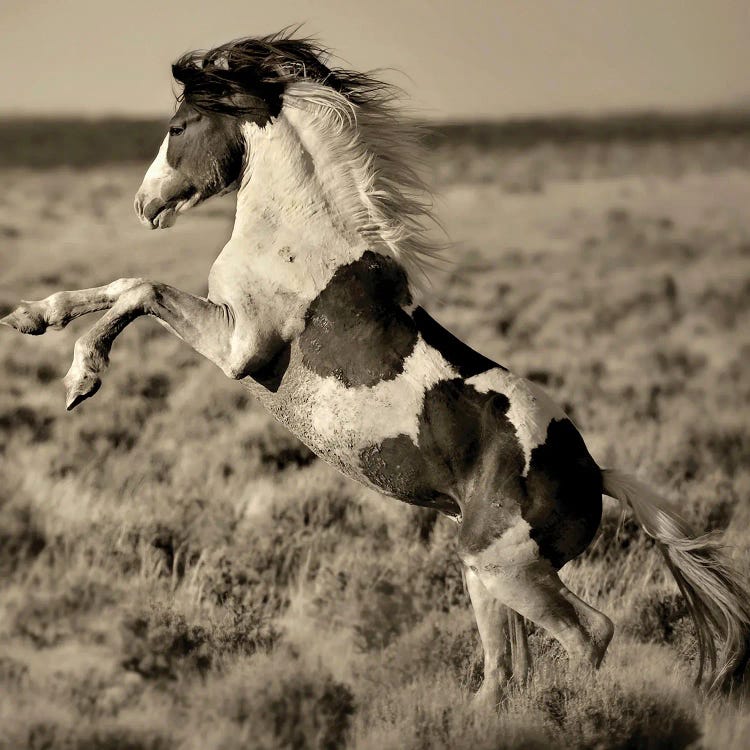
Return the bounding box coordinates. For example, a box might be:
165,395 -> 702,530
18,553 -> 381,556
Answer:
63,282 -> 243,409
1,280 -> 271,410
0,279 -> 145,335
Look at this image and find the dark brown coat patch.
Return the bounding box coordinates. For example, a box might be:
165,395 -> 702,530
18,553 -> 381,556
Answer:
299,251 -> 418,386
359,380 -> 519,518
524,419 -> 602,568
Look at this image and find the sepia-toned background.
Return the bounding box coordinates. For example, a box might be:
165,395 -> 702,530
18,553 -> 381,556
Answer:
1,2 -> 749,747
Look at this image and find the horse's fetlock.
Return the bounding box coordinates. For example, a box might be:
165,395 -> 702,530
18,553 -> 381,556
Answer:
45,293 -> 71,327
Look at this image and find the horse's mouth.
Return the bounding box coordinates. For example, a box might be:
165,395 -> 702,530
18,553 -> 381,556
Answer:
137,191 -> 202,230
147,203 -> 178,229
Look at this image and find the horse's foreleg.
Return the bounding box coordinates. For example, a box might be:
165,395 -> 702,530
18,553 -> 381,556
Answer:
0,279 -> 145,334
61,281 -> 237,409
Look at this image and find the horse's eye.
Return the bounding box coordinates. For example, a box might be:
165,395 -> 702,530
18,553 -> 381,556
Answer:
169,125 -> 185,137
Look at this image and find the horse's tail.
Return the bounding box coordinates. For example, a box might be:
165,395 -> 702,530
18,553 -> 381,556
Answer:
507,608 -> 531,684
601,468 -> 750,691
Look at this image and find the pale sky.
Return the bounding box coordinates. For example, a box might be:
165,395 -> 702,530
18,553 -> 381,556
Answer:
1,0 -> 748,119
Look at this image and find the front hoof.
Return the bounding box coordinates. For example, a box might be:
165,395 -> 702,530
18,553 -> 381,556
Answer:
0,303 -> 48,335
64,367 -> 102,411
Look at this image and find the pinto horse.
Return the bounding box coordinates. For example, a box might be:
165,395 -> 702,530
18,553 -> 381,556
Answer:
3,32 -> 749,699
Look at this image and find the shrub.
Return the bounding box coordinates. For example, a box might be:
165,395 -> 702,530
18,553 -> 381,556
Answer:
530,677 -> 700,749
0,404 -> 55,443
353,677 -> 551,750
120,602 -> 278,680
10,718 -> 172,750
11,578 -> 116,647
497,656 -> 702,750
364,611 -> 482,691
120,604 -> 212,680
0,655 -> 29,688
353,579 -> 420,652
0,494 -> 46,578
181,650 -> 355,750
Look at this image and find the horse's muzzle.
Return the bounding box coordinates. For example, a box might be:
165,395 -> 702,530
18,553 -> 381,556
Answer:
134,182 -> 200,230
134,192 -> 177,230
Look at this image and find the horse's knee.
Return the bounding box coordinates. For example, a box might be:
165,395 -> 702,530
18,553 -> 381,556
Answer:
126,281 -> 160,312
106,277 -> 146,297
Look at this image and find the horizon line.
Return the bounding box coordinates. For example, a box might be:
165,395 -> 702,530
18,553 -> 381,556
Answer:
1,101 -> 750,126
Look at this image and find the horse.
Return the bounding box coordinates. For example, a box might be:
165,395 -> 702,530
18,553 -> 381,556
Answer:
2,31 -> 749,701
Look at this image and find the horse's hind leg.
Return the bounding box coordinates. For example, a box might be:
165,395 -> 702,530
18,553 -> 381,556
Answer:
557,585 -> 615,667
464,566 -> 512,704
465,550 -> 613,670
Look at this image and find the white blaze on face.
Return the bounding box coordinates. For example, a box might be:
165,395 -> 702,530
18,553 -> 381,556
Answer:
467,368 -> 567,475
143,135 -> 172,182
135,135 -> 200,229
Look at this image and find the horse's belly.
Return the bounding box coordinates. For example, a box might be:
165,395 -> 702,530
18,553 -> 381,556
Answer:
247,337 -> 457,496
243,342 -> 598,540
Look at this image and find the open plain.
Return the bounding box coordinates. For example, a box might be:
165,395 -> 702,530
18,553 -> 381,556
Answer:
1,118 -> 749,748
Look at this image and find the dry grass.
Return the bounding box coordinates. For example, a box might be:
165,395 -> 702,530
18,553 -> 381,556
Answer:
0,125 -> 749,749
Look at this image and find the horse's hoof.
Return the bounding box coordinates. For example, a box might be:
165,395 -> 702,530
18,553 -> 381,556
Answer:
0,303 -> 47,335
471,683 -> 502,710
64,369 -> 102,410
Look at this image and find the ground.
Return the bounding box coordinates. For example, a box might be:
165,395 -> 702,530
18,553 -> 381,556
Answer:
0,124 -> 749,749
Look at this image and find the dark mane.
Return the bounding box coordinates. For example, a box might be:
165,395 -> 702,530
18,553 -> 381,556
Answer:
172,29 -> 394,117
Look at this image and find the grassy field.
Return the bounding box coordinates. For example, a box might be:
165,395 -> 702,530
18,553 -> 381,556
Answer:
1,119 -> 749,749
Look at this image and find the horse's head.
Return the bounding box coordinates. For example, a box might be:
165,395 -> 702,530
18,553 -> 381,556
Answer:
133,32 -> 438,278
134,101 -> 243,229
134,43 -> 288,229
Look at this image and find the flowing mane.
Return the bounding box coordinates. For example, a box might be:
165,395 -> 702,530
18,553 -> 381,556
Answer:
172,31 -> 444,279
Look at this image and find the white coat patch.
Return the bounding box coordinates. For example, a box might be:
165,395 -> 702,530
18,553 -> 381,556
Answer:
290,336 -> 457,467
463,517 -> 541,572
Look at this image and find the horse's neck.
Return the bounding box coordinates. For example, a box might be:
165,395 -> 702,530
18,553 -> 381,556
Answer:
214,112 -> 415,341
230,114 -> 368,293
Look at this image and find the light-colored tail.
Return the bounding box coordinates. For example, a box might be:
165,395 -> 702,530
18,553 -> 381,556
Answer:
602,468 -> 750,691
507,609 -> 530,684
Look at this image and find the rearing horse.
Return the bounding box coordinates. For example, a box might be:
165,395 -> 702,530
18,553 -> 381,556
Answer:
3,32 -> 749,699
